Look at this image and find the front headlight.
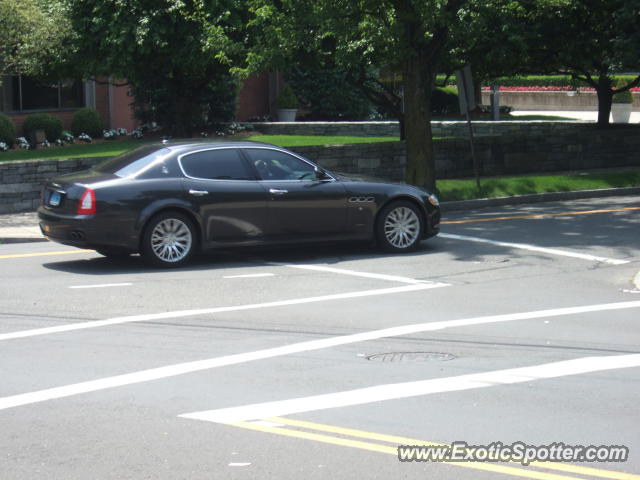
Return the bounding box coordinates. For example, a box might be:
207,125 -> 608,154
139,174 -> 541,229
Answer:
427,194 -> 440,207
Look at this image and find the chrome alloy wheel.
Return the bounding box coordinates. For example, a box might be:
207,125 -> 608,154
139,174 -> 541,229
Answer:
150,218 -> 193,263
383,206 -> 420,249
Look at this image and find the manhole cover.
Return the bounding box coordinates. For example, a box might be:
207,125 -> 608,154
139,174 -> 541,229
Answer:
366,352 -> 456,363
473,257 -> 510,264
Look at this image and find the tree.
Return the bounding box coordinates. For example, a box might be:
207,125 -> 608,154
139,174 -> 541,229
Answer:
0,0 -> 69,79
66,0 -> 248,136
534,0 -> 640,125
245,0 -> 468,192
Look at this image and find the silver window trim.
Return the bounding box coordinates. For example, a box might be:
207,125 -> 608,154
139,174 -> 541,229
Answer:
242,147 -> 337,182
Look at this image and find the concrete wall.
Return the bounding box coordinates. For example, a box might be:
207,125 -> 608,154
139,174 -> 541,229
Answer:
480,91 -> 640,111
1,122 -> 639,213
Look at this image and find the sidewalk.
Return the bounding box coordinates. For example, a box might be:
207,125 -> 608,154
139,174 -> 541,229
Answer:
0,211 -> 44,243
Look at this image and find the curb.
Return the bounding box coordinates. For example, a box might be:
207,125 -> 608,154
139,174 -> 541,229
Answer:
440,186 -> 640,212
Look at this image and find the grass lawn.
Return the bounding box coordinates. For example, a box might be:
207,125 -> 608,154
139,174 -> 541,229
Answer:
0,140 -> 146,162
438,171 -> 640,201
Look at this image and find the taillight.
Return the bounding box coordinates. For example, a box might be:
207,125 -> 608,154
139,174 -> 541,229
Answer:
77,188 -> 96,215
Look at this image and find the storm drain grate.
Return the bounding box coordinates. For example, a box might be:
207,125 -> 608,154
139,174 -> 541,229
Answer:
366,352 -> 456,363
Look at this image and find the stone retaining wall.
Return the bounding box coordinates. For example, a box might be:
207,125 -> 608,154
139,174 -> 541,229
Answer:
254,120 -> 613,138
1,122 -> 639,213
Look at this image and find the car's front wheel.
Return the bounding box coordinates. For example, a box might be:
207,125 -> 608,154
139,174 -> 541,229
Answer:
141,211 -> 197,268
376,200 -> 424,252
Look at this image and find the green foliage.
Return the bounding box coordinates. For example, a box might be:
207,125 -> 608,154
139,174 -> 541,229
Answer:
67,0 -> 247,136
613,80 -> 633,103
0,0 -> 70,77
431,87 -> 459,114
71,108 -> 103,138
0,114 -> 16,147
287,67 -> 373,120
22,113 -> 63,142
276,84 -> 300,109
474,75 -> 639,88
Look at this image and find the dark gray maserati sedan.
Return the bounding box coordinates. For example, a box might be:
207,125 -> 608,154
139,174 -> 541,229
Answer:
38,141 -> 440,267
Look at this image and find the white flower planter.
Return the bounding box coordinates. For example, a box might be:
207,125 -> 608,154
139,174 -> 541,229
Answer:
277,109 -> 297,122
611,103 -> 632,123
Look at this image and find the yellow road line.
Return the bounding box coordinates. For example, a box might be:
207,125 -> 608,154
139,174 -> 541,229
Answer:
232,420 -> 589,480
270,417 -> 637,480
442,206 -> 640,225
242,417 -> 639,480
0,249 -> 93,259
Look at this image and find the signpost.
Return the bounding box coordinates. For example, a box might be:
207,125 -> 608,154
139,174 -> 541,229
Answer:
456,66 -> 481,190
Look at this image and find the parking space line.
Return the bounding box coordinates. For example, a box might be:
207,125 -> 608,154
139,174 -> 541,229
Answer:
274,263 -> 433,285
179,354 -> 640,424
69,283 -> 132,289
223,273 -> 275,279
1,300 -> 639,411
440,233 -> 629,265
0,283 -> 442,342
441,206 -> 640,225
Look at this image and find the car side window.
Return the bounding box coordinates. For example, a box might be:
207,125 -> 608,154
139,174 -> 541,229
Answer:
244,149 -> 316,181
180,149 -> 251,180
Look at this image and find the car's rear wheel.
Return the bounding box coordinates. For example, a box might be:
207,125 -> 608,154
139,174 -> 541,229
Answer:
141,212 -> 197,268
376,200 -> 424,252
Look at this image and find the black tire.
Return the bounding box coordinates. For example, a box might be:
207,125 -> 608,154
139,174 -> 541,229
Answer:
95,247 -> 131,259
375,200 -> 424,252
140,211 -> 197,268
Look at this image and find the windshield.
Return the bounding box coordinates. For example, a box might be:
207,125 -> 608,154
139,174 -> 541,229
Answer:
93,145 -> 171,177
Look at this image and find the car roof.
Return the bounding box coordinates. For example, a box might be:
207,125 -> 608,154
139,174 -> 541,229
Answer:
160,140 -> 284,155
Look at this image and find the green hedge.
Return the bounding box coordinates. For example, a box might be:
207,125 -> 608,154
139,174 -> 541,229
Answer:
23,113 -> 63,142
71,108 -> 103,138
437,74 -> 637,88
0,114 -> 16,147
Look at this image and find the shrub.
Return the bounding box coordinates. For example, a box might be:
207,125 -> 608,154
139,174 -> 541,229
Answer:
22,113 -> 63,142
276,84 -> 300,109
613,80 -> 633,103
0,114 -> 16,147
287,67 -> 373,120
431,86 -> 459,114
71,108 -> 103,138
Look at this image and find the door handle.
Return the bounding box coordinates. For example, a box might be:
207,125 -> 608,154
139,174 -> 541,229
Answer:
189,189 -> 209,196
269,188 -> 288,195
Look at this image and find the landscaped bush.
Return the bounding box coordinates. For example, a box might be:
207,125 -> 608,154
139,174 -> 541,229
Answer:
71,108 -> 103,138
287,67 -> 374,120
0,114 -> 16,147
22,114 -> 63,142
431,86 -> 459,114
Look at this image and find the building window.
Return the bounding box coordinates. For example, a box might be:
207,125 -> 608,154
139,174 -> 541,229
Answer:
0,76 -> 85,113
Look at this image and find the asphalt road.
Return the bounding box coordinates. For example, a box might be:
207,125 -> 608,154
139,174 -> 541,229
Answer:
1,195 -> 639,480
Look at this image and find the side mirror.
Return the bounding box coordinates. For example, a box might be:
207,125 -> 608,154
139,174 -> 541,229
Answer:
315,167 -> 332,181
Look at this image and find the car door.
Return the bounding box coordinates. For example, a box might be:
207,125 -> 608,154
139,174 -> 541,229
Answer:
179,147 -> 269,245
242,148 -> 348,238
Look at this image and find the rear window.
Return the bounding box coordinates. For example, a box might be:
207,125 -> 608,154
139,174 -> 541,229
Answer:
93,146 -> 171,177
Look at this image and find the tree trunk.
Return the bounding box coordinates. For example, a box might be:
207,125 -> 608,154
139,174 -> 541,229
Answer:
595,86 -> 612,126
403,57 -> 436,192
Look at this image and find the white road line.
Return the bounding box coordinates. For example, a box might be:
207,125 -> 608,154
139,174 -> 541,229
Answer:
180,354 -> 640,424
0,283 -> 443,342
69,283 -> 133,289
1,300 -> 639,411
440,233 -> 630,265
276,263 -> 430,285
223,273 -> 275,279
